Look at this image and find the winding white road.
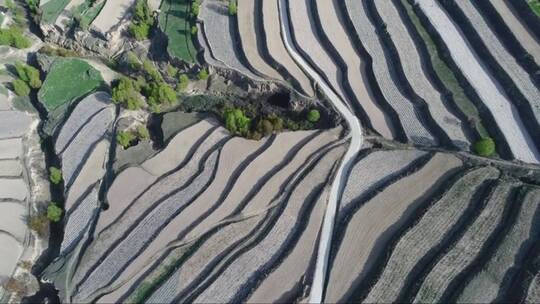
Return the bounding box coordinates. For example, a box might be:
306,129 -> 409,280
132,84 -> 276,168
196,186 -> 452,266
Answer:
277,0 -> 363,302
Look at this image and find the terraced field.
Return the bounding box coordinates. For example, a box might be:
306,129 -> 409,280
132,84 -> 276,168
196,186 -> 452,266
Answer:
159,0 -> 197,63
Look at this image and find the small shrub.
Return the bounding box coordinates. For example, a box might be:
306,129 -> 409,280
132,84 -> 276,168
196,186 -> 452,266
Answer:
177,74 -> 189,91
14,61 -> 41,89
28,214 -> 48,237
190,25 -> 198,36
137,125 -> 150,139
49,166 -> 62,184
228,0 -> 237,15
166,64 -> 178,78
191,1 -> 200,17
117,130 -> 137,149
12,79 -> 30,96
307,109 -> 320,123
197,69 -> 209,80
126,51 -> 142,71
142,60 -> 163,82
0,27 -> 31,49
473,137 -> 496,157
47,202 -> 62,222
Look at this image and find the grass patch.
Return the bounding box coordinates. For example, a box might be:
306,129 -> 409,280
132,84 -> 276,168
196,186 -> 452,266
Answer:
159,0 -> 197,62
72,0 -> 106,27
529,0 -> 540,17
40,0 -> 70,24
401,0 -> 489,138
38,58 -> 104,111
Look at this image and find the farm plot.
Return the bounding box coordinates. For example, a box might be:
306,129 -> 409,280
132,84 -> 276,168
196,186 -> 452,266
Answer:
373,0 -> 469,149
490,0 -> 540,65
38,58 -> 104,111
260,0 -> 313,96
199,0 -> 260,79
343,0 -> 435,146
237,0 -> 282,81
324,152 -> 462,302
527,273 -> 540,303
457,187 -> 540,303
314,0 -> 395,139
416,0 -> 540,163
159,0 -> 197,63
91,0 -> 135,35
413,181 -> 514,303
399,0 -> 490,139
40,0 -> 71,24
451,0 -> 540,147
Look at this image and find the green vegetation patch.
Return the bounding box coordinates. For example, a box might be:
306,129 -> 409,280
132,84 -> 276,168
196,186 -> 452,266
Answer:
40,0 -> 70,24
0,26 -> 31,49
529,0 -> 540,17
401,0 -> 489,138
72,0 -> 106,29
38,58 -> 104,111
159,0 -> 197,62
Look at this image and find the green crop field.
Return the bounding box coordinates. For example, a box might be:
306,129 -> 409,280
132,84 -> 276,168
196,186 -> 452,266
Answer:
529,0 -> 540,17
73,0 -> 106,27
159,0 -> 197,63
40,0 -> 71,24
38,58 -> 104,111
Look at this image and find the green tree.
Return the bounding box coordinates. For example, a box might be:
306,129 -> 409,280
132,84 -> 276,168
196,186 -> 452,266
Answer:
144,81 -> 177,106
228,0 -> 237,15
143,60 -> 163,82
166,64 -> 178,78
223,108 -> 251,136
47,202 -> 63,222
197,68 -> 209,80
49,166 -> 62,184
12,79 -> 30,96
117,130 -> 137,149
191,1 -> 200,17
112,77 -> 144,110
473,137 -> 496,157
129,22 -> 151,41
177,74 -> 189,91
307,109 -> 320,123
0,27 -> 30,49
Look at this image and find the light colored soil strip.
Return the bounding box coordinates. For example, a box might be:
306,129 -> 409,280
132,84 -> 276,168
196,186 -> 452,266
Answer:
315,0 -> 394,139
60,187 -> 100,255
413,181 -> 513,303
0,160 -> 23,177
457,187 -> 540,303
491,0 -> 540,64
0,233 -> 22,278
0,111 -> 32,139
0,202 -> 27,242
247,185 -> 328,302
455,0 -> 540,136
344,0 -> 435,146
60,106 -> 115,186
0,179 -> 28,201
526,272 -> 540,304
91,0 -> 135,34
416,0 -> 540,163
0,138 -> 22,159
340,149 -> 427,213
243,127 -> 341,213
55,92 -> 109,154
194,146 -> 344,303
64,140 -> 108,212
141,120 -> 217,176
324,153 -> 462,302
148,0 -> 161,11
374,0 -> 468,148
364,166 -> 499,303
185,130 -> 313,240
199,0 -> 261,80
74,150 -> 220,302
237,0 -> 282,80
261,0 -> 313,96
145,215 -> 264,304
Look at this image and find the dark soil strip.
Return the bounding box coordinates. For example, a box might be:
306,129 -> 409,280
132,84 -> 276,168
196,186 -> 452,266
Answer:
439,0 -> 540,152
442,185 -> 526,302
471,0 -> 540,85
496,187 -> 540,303
335,1 -> 407,143
253,0 -> 309,96
366,0 -> 453,149
408,0 -> 513,160
74,134 -> 231,292
397,178 -> 500,303
177,145 -> 341,303
308,0 -> 375,134
507,0 -> 540,41
392,0 -> 477,143
147,112 -> 164,150
338,165 -> 467,303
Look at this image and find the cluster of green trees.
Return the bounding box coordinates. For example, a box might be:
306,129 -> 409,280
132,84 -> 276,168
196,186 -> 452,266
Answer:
129,0 -> 155,40
11,61 -> 41,96
0,26 -> 30,49
221,107 -> 321,140
116,125 -> 150,149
